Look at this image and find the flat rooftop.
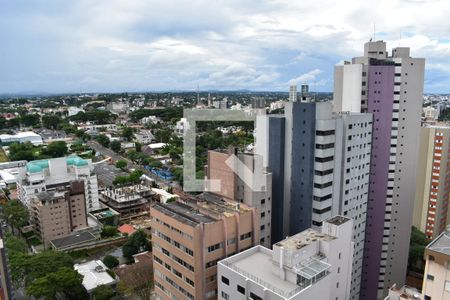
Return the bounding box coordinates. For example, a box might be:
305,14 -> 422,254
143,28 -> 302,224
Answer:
275,228 -> 335,251
427,229 -> 450,256
220,246 -> 303,298
153,202 -> 215,227
74,260 -> 116,292
327,215 -> 351,226
50,231 -> 97,250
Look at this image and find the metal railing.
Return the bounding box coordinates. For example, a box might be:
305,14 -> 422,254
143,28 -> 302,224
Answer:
221,260 -> 306,298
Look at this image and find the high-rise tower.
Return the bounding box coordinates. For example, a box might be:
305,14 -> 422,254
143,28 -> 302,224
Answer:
333,40 -> 425,299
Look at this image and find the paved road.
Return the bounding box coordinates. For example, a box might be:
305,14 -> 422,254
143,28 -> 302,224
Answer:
87,140 -> 182,192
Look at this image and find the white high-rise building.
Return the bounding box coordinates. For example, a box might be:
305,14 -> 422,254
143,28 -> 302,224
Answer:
333,40 -> 425,299
289,84 -> 297,102
218,216 -> 354,300
17,156 -> 100,212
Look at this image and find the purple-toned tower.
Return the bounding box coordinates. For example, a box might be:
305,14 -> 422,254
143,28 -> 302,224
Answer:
333,41 -> 425,299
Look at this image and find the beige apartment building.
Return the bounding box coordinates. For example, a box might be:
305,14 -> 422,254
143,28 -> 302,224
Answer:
414,125 -> 450,240
422,229 -> 450,300
31,181 -> 88,245
206,149 -> 272,247
151,197 -> 259,300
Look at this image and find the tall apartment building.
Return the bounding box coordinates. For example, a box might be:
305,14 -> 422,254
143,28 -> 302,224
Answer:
206,149 -> 272,247
151,198 -> 259,300
334,40 -> 425,299
256,100 -> 372,298
218,216 -> 353,300
18,156 -> 100,211
289,84 -> 297,102
30,181 -> 88,245
0,229 -> 11,300
422,229 -> 450,299
414,125 -> 450,240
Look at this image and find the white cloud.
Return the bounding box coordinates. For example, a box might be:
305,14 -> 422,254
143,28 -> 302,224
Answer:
1,0 -> 450,93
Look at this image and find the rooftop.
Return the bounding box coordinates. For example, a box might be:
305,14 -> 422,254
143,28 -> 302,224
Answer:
426,229 -> 450,256
275,228 -> 335,251
220,246 -> 304,299
327,215 -> 351,226
50,231 -> 97,250
153,202 -> 215,227
74,260 -> 117,293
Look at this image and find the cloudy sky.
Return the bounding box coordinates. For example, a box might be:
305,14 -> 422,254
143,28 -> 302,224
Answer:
1,0 -> 450,94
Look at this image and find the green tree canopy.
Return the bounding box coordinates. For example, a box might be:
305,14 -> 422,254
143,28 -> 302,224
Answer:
3,200 -> 29,233
8,142 -> 35,161
42,141 -> 68,158
122,230 -> 151,261
101,225 -> 118,238
96,134 -> 110,147
42,114 -> 62,130
115,160 -> 127,170
103,255 -> 120,269
25,267 -> 84,300
110,140 -> 122,153
121,127 -> 134,142
92,284 -> 115,300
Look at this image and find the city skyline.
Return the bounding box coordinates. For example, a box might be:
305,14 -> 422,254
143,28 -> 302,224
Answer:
2,0 -> 450,94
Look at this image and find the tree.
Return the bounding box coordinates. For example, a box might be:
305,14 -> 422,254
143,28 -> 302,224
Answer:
103,255 -> 119,269
122,230 -> 151,261
135,142 -> 142,152
42,141 -> 68,158
115,160 -> 127,170
42,114 -> 62,130
19,114 -> 41,127
92,285 -> 115,300
122,127 -> 134,142
3,200 -> 29,234
110,140 -> 122,153
96,134 -> 110,147
5,234 -> 28,254
408,226 -> 429,273
26,267 -> 84,300
8,142 -> 35,161
101,225 -> 118,238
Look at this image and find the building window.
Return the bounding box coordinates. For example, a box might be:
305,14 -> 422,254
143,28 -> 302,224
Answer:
221,276 -> 230,285
429,255 -> 435,261
427,274 -> 434,281
240,232 -> 252,240
207,243 -> 223,253
221,291 -> 229,300
237,285 -> 245,295
250,292 -> 263,300
445,281 -> 450,292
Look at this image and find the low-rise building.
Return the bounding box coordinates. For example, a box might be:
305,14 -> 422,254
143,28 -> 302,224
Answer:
422,229 -> 450,299
30,181 -> 88,245
100,184 -> 154,218
74,260 -> 117,293
135,130 -> 155,145
0,131 -> 43,146
151,198 -> 259,300
218,216 -> 353,300
384,284 -> 421,300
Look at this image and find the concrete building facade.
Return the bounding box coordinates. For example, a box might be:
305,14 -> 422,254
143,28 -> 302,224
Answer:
99,184 -> 154,218
334,40 -> 425,299
414,125 -> 450,240
30,181 -> 88,245
422,229 -> 450,300
151,199 -> 259,300
218,216 -> 353,300
206,150 -> 272,248
18,156 -> 100,212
